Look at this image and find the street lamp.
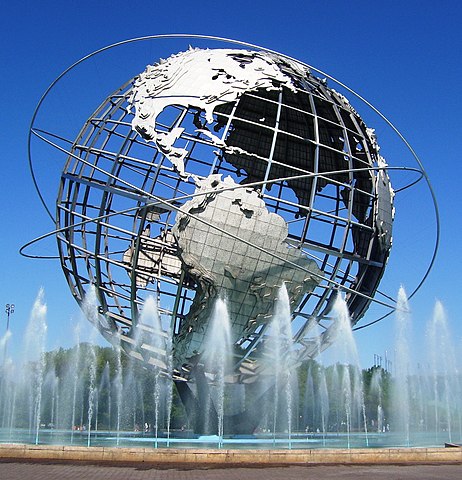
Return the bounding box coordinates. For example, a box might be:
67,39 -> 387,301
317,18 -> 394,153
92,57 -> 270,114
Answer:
5,303 -> 14,332
3,304 -> 14,365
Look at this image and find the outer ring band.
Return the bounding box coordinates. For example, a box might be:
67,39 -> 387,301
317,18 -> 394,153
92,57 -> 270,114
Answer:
26,34 -> 439,327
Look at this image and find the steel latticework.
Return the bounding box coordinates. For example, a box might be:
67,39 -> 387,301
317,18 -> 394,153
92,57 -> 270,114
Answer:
24,37 -> 439,394
51,47 -> 393,383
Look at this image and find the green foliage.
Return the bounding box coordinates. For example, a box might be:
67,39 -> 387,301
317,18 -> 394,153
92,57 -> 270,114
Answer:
295,360 -> 392,433
7,344 -> 393,433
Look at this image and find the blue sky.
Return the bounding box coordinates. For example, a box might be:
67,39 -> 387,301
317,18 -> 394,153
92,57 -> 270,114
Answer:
1,0 -> 461,367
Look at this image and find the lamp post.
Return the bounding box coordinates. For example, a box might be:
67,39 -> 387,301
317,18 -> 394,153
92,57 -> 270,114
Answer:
3,304 -> 14,365
5,304 -> 15,332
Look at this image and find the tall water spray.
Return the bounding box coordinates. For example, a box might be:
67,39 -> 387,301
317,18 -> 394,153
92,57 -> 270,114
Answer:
427,301 -> 460,443
370,368 -> 385,433
265,284 -> 295,447
81,288 -> 101,446
330,293 -> 368,447
114,334 -> 123,445
341,364 -> 352,448
69,324 -> 82,443
303,364 -> 315,433
121,344 -> 138,434
99,362 -> 111,431
138,295 -> 167,447
0,331 -> 13,429
202,297 -> 232,447
82,287 -> 108,438
392,286 -> 412,446
164,323 -> 174,447
1,331 -> 12,368
307,317 -> 331,441
318,368 -> 329,445
42,371 -> 58,434
23,289 -> 48,445
86,340 -> 97,447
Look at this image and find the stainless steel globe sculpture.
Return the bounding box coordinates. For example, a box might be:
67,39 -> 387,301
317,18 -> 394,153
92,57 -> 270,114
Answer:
25,35 -> 440,434
46,45 -> 395,385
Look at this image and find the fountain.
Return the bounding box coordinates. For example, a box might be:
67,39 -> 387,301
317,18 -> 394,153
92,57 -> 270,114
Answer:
201,298 -> 232,448
328,294 -> 369,447
25,290 -> 47,445
318,367 -> 329,445
392,286 -> 412,446
426,301 -> 461,444
85,338 -> 97,447
137,295 -> 167,448
370,367 -> 385,433
69,325 -> 82,443
263,284 -> 295,447
114,335 -> 123,445
11,34 -> 449,461
0,286 -> 461,450
0,336 -> 13,429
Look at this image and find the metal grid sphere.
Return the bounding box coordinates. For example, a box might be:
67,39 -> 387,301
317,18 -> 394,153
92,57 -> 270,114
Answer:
54,47 -> 393,381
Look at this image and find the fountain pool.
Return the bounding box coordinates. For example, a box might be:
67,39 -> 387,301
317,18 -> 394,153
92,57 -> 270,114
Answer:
0,288 -> 461,450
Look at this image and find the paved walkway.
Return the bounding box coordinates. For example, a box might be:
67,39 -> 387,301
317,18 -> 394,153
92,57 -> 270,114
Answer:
0,460 -> 461,480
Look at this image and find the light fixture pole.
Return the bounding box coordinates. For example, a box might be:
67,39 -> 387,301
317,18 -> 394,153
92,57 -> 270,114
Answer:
3,303 -> 14,365
5,304 -> 14,332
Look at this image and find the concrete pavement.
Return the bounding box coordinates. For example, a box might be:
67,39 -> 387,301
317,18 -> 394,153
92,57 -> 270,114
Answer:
0,460 -> 461,480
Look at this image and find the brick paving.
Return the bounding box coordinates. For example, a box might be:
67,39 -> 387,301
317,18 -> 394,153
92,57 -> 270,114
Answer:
0,460 -> 461,480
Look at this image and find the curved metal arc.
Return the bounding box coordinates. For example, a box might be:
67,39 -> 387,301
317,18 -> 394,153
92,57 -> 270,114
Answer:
291,65 -> 441,305
21,136 -> 418,294
21,173 -> 400,314
393,171 -> 425,193
30,125 -> 422,233
262,44 -> 440,307
31,122 -> 426,206
352,308 -> 394,331
22,160 -> 394,257
28,33 -> 439,315
25,130 -> 422,318
32,124 -> 425,204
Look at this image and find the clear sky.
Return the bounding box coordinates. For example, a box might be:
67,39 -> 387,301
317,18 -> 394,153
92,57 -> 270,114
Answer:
1,0 -> 461,368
